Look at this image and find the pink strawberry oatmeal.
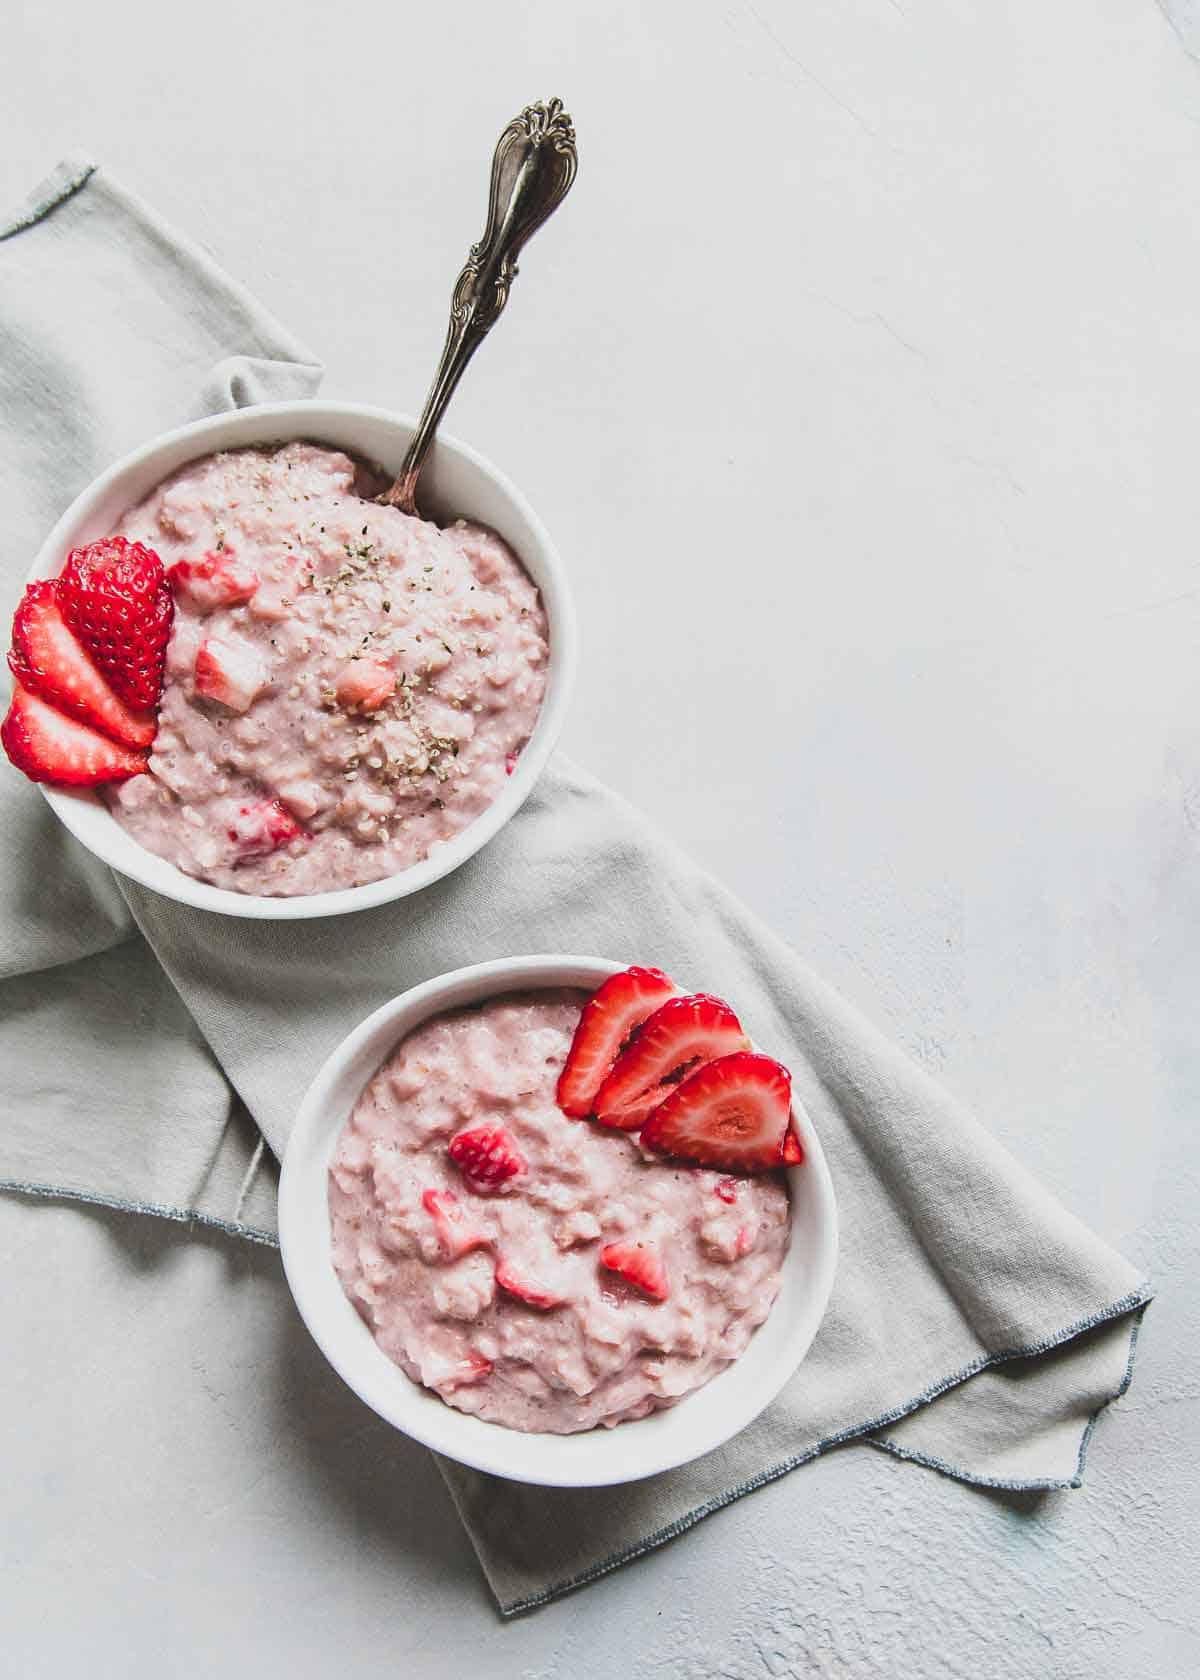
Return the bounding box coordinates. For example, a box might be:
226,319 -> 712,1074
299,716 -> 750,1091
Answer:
328,992 -> 791,1433
101,441 -> 548,894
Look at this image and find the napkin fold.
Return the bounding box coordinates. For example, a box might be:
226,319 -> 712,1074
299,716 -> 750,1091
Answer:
0,158 -> 1150,1616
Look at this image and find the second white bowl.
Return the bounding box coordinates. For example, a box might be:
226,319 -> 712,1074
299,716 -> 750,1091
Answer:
278,954 -> 839,1488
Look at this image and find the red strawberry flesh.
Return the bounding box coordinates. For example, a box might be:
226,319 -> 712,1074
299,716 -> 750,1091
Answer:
194,635 -> 268,712
494,1258 -> 565,1310
594,992 -> 750,1129
640,1051 -> 793,1173
557,966 -> 677,1118
57,537 -> 172,710
227,799 -> 304,860
1,684 -> 148,786
8,581 -> 155,749
448,1125 -> 526,1193
421,1188 -> 490,1261
167,552 -> 260,610
599,1240 -> 669,1301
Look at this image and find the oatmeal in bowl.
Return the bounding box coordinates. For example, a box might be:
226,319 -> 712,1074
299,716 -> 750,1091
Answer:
107,440 -> 548,895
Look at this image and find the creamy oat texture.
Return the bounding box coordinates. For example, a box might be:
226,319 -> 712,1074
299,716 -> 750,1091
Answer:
328,992 -> 791,1434
103,442 -> 548,894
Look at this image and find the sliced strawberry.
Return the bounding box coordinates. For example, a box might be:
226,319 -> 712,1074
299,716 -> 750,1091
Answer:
641,1052 -> 793,1173
421,1188 -> 490,1261
226,798 -> 304,860
8,581 -> 155,748
194,635 -> 268,712
714,1177 -> 741,1204
335,659 -> 395,712
448,1125 -> 526,1193
57,536 -> 172,709
599,1240 -> 669,1302
422,1347 -> 493,1391
1,684 -> 148,786
594,993 -> 750,1130
494,1257 -> 565,1310
782,1125 -> 804,1166
168,551 -> 260,610
557,965 -> 678,1118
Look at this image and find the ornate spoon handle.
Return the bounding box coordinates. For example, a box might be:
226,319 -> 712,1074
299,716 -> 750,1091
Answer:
380,98 -> 578,513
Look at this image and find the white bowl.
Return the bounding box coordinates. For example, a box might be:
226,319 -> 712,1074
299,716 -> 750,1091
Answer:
26,402 -> 577,919
278,955 -> 839,1488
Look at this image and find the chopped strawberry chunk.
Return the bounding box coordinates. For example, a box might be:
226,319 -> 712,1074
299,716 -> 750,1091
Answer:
421,1188 -> 490,1261
714,1177 -> 741,1204
594,992 -> 750,1130
494,1258 -> 565,1310
641,1052 -> 793,1174
557,966 -> 678,1118
57,536 -> 172,710
448,1125 -> 526,1193
1,684 -> 148,786
167,551 -> 260,610
226,798 -> 305,860
422,1347 -> 493,1391
8,581 -> 155,749
781,1126 -> 804,1166
335,659 -> 395,712
194,635 -> 268,712
599,1240 -> 669,1302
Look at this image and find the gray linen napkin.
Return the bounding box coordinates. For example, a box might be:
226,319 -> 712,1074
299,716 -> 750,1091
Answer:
0,159 -> 1150,1616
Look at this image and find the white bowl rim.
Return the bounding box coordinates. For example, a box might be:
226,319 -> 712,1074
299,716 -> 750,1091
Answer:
278,954 -> 840,1488
27,400 -> 577,920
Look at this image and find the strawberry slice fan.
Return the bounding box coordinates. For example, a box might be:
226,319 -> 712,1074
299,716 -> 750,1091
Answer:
0,158 -> 1151,1620
557,971 -> 800,1170
3,537 -> 171,785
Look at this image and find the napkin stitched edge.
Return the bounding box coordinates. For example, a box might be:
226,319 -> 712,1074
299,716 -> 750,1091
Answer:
866,1295 -> 1146,1486
0,1179 -> 279,1248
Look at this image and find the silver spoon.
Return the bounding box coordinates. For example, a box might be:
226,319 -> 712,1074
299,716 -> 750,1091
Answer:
379,97 -> 578,515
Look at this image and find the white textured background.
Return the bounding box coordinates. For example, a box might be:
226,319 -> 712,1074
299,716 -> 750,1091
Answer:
4,0 -> 1199,1673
